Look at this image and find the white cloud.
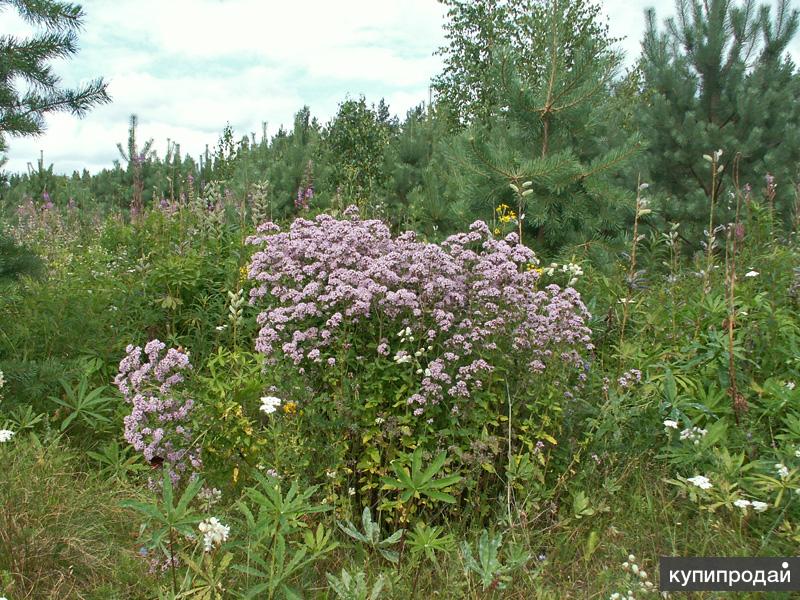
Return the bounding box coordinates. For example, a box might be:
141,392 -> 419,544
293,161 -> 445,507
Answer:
4,0 -> 447,174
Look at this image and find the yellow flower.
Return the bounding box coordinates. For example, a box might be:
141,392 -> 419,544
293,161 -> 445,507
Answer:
239,265 -> 248,279
494,227 -> 501,235
283,401 -> 298,415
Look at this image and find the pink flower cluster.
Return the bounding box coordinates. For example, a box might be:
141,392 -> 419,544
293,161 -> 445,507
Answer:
114,340 -> 201,484
246,209 -> 592,416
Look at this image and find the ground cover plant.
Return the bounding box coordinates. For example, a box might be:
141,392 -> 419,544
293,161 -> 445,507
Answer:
2,0 -> 800,598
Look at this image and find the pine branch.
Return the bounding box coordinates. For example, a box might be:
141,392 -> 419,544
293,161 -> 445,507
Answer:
1,0 -> 83,31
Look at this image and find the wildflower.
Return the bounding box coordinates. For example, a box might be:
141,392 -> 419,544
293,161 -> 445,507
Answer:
0,429 -> 14,442
393,351 -> 412,364
215,324 -> 227,331
246,211 -> 592,418
687,475 -> 712,490
0,370 -> 5,389
787,381 -> 796,391
326,469 -> 336,478
744,270 -> 759,278
198,517 -> 230,552
663,419 -> 679,430
283,401 -> 298,415
348,487 -> 356,496
260,396 -> 282,414
751,500 -> 769,512
197,487 -> 222,508
775,463 -> 790,479
680,426 -> 708,445
265,468 -> 279,477
374,417 -> 385,425
795,449 -> 800,459
733,499 -> 751,509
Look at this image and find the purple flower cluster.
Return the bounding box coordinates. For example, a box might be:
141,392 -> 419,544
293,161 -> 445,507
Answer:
618,368 -> 643,390
114,340 -> 201,485
246,209 -> 592,417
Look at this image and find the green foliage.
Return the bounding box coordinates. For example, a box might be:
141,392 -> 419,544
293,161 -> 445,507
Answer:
639,0 -> 800,237
0,0 -> 110,153
122,471 -> 204,564
460,529 -> 529,591
48,372 -> 115,434
338,507 -> 404,564
440,0 -> 640,251
380,447 -> 462,518
0,435 -> 148,598
321,96 -> 392,208
86,440 -> 148,483
405,521 -> 456,564
3,3 -> 800,595
233,474 -> 333,599
0,231 -> 42,281
326,568 -> 385,600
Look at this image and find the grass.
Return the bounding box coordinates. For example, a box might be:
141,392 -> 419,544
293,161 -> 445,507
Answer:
0,434 -> 148,599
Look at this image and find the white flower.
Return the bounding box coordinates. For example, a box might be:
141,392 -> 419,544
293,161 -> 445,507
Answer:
795,449 -> 800,459
744,270 -> 759,278
663,419 -> 679,430
687,475 -> 713,490
751,500 -> 769,512
0,369 -> 5,389
260,396 -> 282,414
266,468 -> 279,478
215,324 -> 228,331
0,429 -> 14,443
787,381 -> 796,391
198,517 -> 230,552
374,417 -> 385,425
393,351 -> 412,364
680,426 -> 708,445
326,469 -> 337,478
348,487 -> 356,496
775,463 -> 790,479
733,499 -> 751,509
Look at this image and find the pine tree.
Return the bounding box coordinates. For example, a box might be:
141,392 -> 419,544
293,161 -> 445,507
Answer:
440,0 -> 640,252
0,0 -> 110,154
638,0 -> 800,235
116,115 -> 154,216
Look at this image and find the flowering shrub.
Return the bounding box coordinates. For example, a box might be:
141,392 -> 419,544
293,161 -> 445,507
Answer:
114,340 -> 201,485
245,209 -> 592,492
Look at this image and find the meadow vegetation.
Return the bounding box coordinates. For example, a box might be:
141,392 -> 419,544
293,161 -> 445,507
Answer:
2,0 -> 800,598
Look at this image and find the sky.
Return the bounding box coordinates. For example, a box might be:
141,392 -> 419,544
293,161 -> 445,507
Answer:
3,0 -> 799,175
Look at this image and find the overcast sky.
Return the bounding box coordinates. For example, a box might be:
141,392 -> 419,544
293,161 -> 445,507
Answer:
3,0 -> 799,175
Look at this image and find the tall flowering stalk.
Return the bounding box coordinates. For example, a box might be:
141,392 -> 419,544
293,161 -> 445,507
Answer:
702,149 -> 724,293
246,208 -> 592,423
114,340 -> 201,485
